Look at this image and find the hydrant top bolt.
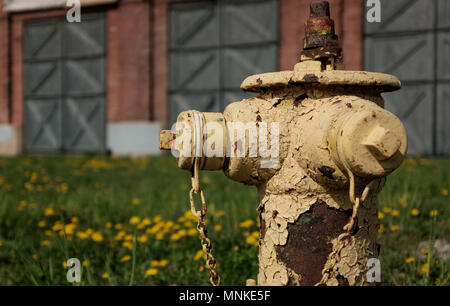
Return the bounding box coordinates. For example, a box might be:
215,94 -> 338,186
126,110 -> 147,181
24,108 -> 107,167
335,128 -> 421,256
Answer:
310,1 -> 330,18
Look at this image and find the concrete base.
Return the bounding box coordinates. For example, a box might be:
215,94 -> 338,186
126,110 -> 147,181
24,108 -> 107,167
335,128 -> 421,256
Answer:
107,121 -> 162,156
0,124 -> 22,156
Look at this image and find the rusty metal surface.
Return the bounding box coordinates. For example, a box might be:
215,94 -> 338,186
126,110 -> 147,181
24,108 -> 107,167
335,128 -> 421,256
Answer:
300,1 -> 342,66
275,201 -> 351,286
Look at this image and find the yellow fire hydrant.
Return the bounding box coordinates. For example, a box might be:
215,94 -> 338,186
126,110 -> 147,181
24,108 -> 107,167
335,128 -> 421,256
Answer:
159,1 -> 407,286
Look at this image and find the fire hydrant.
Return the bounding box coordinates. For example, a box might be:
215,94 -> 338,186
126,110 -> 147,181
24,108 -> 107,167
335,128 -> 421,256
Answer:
159,1 -> 407,286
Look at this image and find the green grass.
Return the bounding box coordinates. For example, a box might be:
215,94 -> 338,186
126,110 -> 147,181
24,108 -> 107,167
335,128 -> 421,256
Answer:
0,154 -> 448,285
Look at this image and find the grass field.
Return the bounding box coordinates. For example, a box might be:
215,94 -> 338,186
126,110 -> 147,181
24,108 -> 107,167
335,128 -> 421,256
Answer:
0,154 -> 448,286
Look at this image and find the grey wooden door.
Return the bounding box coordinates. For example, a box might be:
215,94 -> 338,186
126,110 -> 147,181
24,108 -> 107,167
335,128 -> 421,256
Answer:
24,13 -> 106,153
169,0 -> 279,125
364,0 -> 450,157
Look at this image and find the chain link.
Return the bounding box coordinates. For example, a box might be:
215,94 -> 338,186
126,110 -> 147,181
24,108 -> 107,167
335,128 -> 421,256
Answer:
315,169 -> 376,286
189,157 -> 221,286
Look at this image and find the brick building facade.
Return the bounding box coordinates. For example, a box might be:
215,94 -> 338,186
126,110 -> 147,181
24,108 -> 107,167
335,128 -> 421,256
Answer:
0,0 -> 447,156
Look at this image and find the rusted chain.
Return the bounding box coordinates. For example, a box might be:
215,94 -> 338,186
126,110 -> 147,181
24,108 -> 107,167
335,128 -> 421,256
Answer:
315,169 -> 376,286
189,156 -> 221,286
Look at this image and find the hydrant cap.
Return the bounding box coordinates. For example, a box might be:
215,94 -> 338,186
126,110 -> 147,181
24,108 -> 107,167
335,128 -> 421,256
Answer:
240,61 -> 402,93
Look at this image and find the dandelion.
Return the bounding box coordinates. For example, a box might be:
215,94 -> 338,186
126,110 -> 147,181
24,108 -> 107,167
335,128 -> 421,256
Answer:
382,207 -> 392,214
140,217 -> 152,227
38,220 -> 46,228
216,210 -> 225,217
145,268 -> 158,277
239,219 -> 254,228
411,209 -> 419,216
123,241 -> 133,250
121,255 -> 131,262
193,250 -> 206,261
421,263 -> 429,274
101,273 -> 109,279
77,231 -> 90,240
150,260 -> 159,267
159,259 -> 169,267
105,222 -> 112,229
129,216 -> 141,225
390,225 -> 400,232
91,232 -> 104,242
137,235 -> 148,243
82,261 -> 89,267
44,208 -> 55,216
188,228 -> 197,236
71,217 -> 79,224
154,215 -> 163,223
170,233 -> 181,241
246,235 -> 258,246
378,212 -> 384,220
40,240 -> 50,246
63,261 -> 67,268
132,198 -> 141,205
124,234 -> 133,241
422,248 -> 429,255
155,232 -> 164,240
45,230 -> 53,236
391,210 -> 400,216
177,216 -> 186,223
214,224 -> 222,231
441,189 -> 448,197
52,222 -> 63,232
430,210 -> 438,217
405,257 -> 415,263
114,223 -> 123,230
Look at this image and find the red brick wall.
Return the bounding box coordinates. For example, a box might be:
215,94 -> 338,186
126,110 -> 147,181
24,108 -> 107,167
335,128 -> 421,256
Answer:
0,0 -> 9,124
107,0 -> 151,122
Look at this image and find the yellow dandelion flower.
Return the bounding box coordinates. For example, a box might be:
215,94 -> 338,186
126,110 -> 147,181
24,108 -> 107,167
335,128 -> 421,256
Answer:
391,210 -> 400,216
101,273 -> 109,279
137,235 -> 148,243
177,229 -> 187,237
105,222 -> 112,229
170,233 -> 181,241
114,223 -> 123,230
132,198 -> 141,205
52,222 -> 63,232
159,259 -> 169,267
140,217 -> 151,227
129,216 -> 141,225
441,189 -> 448,197
150,260 -> 159,267
114,231 -> 125,241
184,221 -> 194,228
122,241 -> 133,250
71,217 -> 79,224
214,224 -> 222,231
193,250 -> 206,261
405,257 -> 415,263
411,209 -> 419,216
216,210 -> 225,217
45,230 -> 53,236
82,260 -> 89,267
390,225 -> 400,232
378,224 -> 385,234
383,207 -> 392,214
76,231 -> 90,240
124,234 -> 133,241
239,219 -> 254,228
177,216 -> 186,223
38,220 -> 46,228
188,228 -> 197,236
44,208 -> 55,216
430,210 -> 438,217
40,240 -> 50,246
155,232 -> 164,240
422,248 -> 429,255
421,263 -> 429,274
246,235 -> 258,246
154,215 -> 163,223
120,255 -> 131,262
62,261 -> 67,268
145,268 -> 158,277
91,232 -> 104,242
378,212 -> 384,220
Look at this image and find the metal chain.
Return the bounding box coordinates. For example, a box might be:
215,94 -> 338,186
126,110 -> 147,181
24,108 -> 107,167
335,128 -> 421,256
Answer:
315,169 -> 376,286
189,156 -> 221,286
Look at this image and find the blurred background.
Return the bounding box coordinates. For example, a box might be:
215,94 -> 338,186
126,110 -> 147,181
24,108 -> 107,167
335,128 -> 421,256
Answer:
0,0 -> 448,286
